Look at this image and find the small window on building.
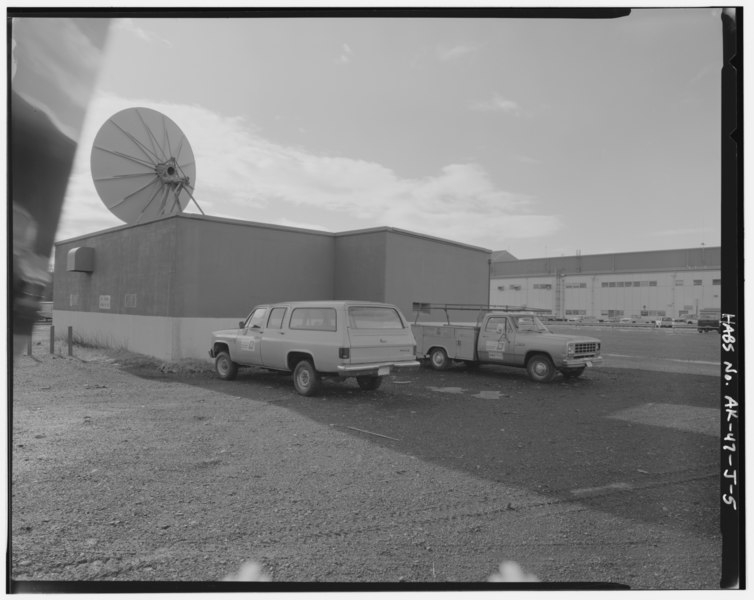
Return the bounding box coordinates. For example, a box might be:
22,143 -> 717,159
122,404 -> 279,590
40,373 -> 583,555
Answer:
713,279 -> 721,286
693,280 -> 703,286
533,283 -> 552,290
649,281 -> 657,287
617,282 -> 624,288
602,282 -> 609,288
675,280 -> 684,286
510,284 -> 521,291
497,285 -> 505,291
608,282 -> 616,288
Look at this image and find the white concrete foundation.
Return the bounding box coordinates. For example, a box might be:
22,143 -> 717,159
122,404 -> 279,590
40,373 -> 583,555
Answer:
51,311 -> 240,362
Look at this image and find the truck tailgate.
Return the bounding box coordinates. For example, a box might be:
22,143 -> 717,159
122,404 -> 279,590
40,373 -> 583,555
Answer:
347,329 -> 416,363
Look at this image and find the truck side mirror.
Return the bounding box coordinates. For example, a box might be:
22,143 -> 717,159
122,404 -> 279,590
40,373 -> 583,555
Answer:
239,321 -> 245,329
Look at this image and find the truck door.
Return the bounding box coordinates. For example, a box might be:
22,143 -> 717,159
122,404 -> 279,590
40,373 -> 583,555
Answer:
477,315 -> 510,363
258,306 -> 289,370
235,306 -> 268,366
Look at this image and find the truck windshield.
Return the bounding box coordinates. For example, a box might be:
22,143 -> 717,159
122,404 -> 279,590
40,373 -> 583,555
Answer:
514,315 -> 548,333
245,307 -> 268,329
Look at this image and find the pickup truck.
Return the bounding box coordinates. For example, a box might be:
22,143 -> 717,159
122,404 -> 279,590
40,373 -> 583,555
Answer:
209,300 -> 420,396
411,306 -> 602,382
697,308 -> 721,333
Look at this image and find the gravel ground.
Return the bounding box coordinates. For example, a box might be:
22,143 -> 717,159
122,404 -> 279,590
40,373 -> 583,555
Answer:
9,328 -> 722,591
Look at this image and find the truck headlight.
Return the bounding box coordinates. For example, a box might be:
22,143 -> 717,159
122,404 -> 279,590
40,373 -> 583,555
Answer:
566,343 -> 575,357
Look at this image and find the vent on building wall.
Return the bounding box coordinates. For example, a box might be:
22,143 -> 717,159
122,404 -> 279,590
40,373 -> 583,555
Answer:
67,247 -> 95,272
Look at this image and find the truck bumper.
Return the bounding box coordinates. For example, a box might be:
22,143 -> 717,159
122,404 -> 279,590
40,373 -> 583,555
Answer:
562,356 -> 603,368
337,360 -> 421,377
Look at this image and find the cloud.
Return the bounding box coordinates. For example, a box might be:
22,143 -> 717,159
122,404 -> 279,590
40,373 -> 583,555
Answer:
436,43 -> 477,62
471,93 -> 523,116
59,92 -> 560,250
113,18 -> 173,47
336,43 -> 353,64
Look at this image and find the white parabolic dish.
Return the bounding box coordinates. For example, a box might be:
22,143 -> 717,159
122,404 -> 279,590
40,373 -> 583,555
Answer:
90,107 -> 198,224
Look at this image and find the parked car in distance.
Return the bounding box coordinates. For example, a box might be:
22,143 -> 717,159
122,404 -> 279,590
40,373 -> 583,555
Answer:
619,317 -> 635,324
209,301 -> 419,396
656,317 -> 674,328
697,308 -> 721,333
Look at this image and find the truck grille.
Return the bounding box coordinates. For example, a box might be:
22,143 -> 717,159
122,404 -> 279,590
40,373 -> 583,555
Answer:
574,342 -> 599,356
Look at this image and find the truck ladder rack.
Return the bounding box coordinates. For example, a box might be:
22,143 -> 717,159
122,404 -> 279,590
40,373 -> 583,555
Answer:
412,302 -> 549,325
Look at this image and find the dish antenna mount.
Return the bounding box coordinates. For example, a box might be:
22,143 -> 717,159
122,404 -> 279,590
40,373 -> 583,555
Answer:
91,107 -> 204,224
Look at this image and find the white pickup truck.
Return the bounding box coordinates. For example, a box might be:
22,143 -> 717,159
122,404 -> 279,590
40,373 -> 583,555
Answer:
209,300 -> 419,396
411,304 -> 602,382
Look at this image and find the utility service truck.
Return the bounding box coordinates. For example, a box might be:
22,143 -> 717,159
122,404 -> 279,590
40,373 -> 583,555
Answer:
411,303 -> 602,382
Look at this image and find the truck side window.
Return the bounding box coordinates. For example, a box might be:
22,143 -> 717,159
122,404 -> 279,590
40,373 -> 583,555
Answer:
485,316 -> 506,333
267,307 -> 287,329
290,307 -> 337,332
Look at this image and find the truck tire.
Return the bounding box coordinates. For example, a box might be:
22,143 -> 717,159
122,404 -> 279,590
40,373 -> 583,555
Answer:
215,351 -> 238,380
293,359 -> 321,396
356,375 -> 383,391
429,347 -> 450,371
526,353 -> 556,383
561,367 -> 585,380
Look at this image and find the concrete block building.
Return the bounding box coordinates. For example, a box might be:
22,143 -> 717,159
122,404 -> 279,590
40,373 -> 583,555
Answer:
489,247 -> 722,321
52,214 -> 491,360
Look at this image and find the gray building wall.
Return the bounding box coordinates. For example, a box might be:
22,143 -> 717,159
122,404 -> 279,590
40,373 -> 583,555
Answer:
174,216 -> 335,318
54,217 -> 180,316
54,215 -> 335,318
334,227 -> 491,318
383,229 -> 490,318
52,215 -> 491,359
333,229 -> 388,303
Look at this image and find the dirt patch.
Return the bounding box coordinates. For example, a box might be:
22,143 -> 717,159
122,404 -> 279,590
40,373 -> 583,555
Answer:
10,334 -> 721,589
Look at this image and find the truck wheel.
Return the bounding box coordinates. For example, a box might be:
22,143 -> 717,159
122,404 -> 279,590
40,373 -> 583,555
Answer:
526,354 -> 556,383
293,359 -> 321,396
429,347 -> 450,371
215,351 -> 238,380
356,375 -> 383,391
561,367 -> 585,380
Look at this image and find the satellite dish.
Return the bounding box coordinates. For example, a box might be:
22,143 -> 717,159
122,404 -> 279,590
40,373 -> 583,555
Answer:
90,107 -> 203,224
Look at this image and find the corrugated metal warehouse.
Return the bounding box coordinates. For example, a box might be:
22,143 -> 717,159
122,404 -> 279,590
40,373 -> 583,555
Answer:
489,246 -> 722,320
52,214 -> 491,360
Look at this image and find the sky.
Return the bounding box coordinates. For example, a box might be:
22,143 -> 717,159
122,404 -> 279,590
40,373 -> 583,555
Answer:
28,8 -> 724,259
